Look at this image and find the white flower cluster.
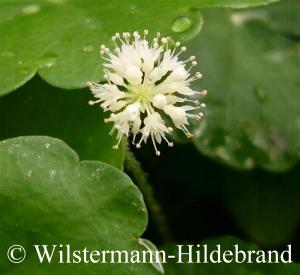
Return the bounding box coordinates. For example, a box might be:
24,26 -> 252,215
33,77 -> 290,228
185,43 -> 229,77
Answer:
88,30 -> 207,156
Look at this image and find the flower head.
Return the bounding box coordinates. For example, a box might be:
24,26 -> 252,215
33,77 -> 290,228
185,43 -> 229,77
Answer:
88,30 -> 207,155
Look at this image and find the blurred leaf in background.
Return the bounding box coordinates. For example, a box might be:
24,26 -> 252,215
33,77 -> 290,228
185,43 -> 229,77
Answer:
178,0 -> 300,171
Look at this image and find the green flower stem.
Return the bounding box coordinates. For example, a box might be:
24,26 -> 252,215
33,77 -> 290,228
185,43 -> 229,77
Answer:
124,146 -> 172,243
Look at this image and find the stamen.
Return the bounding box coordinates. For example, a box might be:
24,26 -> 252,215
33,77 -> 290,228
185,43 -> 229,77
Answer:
88,30 -> 207,155
143,29 -> 148,39
162,135 -> 174,147
132,134 -> 137,145
195,72 -> 203,79
200,89 -> 208,96
113,135 -> 123,149
161,37 -> 168,44
151,134 -> 160,156
88,99 -> 101,105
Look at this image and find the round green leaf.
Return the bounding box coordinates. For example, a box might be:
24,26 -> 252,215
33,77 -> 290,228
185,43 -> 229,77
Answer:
0,0 -> 204,96
197,0 -> 279,8
188,5 -> 300,171
0,136 -> 161,274
0,0 -> 279,96
0,76 -> 124,169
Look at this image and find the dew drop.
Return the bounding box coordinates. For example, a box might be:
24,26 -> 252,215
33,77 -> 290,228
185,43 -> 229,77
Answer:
130,4 -> 140,15
253,87 -> 268,103
265,49 -> 286,63
38,54 -> 58,69
244,158 -> 255,169
214,146 -> 231,161
84,17 -> 102,30
49,169 -> 56,179
22,4 -> 40,15
172,16 -> 192,33
1,51 -> 15,58
83,45 -> 94,53
45,143 -> 51,149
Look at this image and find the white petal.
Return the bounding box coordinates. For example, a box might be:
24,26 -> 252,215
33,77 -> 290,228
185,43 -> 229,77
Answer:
124,66 -> 143,85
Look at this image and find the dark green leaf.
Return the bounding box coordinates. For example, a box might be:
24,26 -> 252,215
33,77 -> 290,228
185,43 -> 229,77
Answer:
0,0 -> 203,96
0,136 -> 161,274
0,0 -> 278,96
0,76 -> 124,169
188,4 -> 300,171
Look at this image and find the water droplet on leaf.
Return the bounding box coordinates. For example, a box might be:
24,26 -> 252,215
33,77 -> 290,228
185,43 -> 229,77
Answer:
215,146 -> 231,161
1,51 -> 15,58
253,87 -> 268,103
172,16 -> 192,33
22,4 -> 40,15
45,143 -> 51,149
83,45 -> 94,52
39,54 -> 58,69
49,169 -> 56,179
244,158 -> 255,169
130,5 -> 140,15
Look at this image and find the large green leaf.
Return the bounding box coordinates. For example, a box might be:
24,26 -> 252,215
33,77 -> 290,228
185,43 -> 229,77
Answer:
187,3 -> 300,171
0,136 -> 161,274
197,0 -> 279,8
262,0 -> 300,37
164,236 -> 300,275
0,0 -> 278,96
0,76 -> 124,169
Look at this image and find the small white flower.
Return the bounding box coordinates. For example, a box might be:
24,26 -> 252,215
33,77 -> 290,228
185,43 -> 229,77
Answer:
88,30 -> 207,155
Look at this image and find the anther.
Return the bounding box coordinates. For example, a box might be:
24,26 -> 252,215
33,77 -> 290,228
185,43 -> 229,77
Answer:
195,72 -> 203,79
161,37 -> 168,44
86,82 -> 93,89
201,89 -> 208,96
